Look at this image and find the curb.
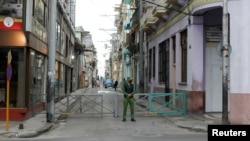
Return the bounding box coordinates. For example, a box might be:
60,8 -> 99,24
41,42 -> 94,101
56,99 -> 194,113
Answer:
17,123 -> 52,138
165,115 -> 208,133
17,88 -> 88,138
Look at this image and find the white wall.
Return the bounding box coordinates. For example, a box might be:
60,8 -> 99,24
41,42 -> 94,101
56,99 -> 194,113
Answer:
148,16 -> 204,91
229,0 -> 250,93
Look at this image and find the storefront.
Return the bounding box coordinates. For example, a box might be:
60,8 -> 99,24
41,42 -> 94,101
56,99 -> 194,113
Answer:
0,30 -> 48,120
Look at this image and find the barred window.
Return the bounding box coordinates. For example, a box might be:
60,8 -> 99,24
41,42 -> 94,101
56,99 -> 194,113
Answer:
159,41 -> 167,83
153,47 -> 155,78
149,48 -> 152,81
180,29 -> 188,82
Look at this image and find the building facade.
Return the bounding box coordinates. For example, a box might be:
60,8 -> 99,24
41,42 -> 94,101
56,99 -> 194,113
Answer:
75,26 -> 97,88
82,33 -> 97,87
0,0 -> 78,121
115,0 -> 250,124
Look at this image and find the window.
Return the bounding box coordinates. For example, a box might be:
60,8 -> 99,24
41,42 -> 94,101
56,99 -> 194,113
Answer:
159,41 -> 167,83
56,22 -> 61,50
166,39 -> 170,85
55,61 -> 59,95
180,29 -> 188,83
149,48 -> 152,81
66,36 -> 69,58
29,50 -> 45,105
1,0 -> 23,19
32,0 -> 48,42
61,29 -> 66,55
33,0 -> 46,26
153,47 -> 155,78
55,62 -> 65,96
0,48 -> 24,107
172,36 -> 176,64
59,63 -> 65,95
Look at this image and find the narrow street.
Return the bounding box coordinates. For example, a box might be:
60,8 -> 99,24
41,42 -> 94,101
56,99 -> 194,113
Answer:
1,1 -> 250,141
32,87 -> 207,141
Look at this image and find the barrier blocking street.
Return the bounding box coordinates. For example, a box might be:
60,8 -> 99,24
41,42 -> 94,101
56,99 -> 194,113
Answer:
63,92 -> 187,117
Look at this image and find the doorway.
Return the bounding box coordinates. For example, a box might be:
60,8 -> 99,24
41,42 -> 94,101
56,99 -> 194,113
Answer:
205,42 -> 222,112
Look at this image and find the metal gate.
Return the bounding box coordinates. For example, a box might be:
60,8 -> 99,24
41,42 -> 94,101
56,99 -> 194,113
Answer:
149,92 -> 186,115
62,92 -> 186,117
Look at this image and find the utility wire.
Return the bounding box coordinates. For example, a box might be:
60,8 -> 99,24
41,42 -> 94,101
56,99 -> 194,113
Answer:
99,28 -> 115,36
101,14 -> 115,23
89,0 -> 100,11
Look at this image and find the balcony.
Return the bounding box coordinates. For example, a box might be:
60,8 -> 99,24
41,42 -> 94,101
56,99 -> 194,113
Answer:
125,33 -> 131,45
143,17 -> 158,28
142,25 -> 150,32
152,6 -> 167,18
127,43 -> 138,53
130,9 -> 139,31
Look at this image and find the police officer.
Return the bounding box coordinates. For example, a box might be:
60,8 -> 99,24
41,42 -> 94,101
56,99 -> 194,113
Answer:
122,77 -> 136,122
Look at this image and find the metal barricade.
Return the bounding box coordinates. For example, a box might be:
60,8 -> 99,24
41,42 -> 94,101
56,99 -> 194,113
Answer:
149,92 -> 186,115
64,92 -> 186,117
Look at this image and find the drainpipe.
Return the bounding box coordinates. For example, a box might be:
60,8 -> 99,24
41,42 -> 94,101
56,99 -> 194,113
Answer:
139,0 -> 144,94
222,0 -> 230,125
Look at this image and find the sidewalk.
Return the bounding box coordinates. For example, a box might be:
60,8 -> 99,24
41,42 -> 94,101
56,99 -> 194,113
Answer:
0,88 -> 86,138
0,88 -> 222,138
166,113 -> 221,132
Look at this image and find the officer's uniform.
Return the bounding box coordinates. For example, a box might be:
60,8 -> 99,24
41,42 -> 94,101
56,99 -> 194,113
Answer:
122,77 -> 136,122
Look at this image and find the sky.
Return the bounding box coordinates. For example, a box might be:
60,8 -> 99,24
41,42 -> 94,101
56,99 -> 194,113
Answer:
75,0 -> 121,77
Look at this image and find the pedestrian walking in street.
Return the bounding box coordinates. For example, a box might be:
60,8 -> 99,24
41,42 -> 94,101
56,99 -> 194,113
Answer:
114,80 -> 118,91
92,79 -> 95,88
122,77 -> 136,122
